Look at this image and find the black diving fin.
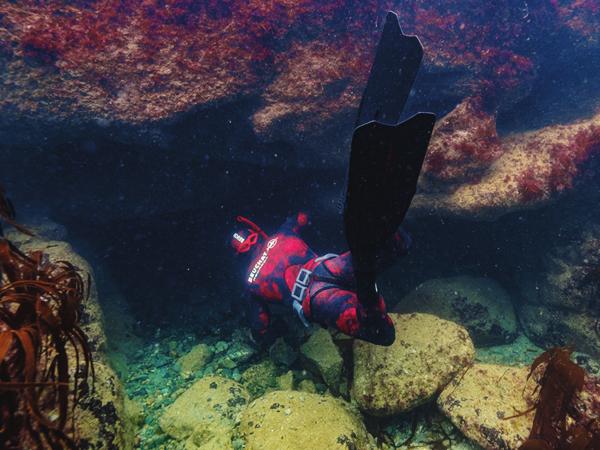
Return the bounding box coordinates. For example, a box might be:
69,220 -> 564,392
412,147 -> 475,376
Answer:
343,12 -> 436,309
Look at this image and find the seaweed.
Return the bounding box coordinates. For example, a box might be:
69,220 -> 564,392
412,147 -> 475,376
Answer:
0,192 -> 93,449
518,347 -> 598,450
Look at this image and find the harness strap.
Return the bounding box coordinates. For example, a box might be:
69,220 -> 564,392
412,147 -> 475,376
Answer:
291,253 -> 338,327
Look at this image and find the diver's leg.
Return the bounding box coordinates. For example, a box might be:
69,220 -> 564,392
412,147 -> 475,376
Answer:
374,226 -> 412,273
319,226 -> 411,285
305,282 -> 395,346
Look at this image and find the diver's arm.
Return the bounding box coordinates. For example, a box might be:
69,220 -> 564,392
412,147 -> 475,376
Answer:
246,294 -> 277,347
281,212 -> 310,235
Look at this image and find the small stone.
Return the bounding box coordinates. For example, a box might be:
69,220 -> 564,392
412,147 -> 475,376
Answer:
276,371 -> 295,390
297,379 -> 317,394
300,328 -> 343,392
227,342 -> 257,365
177,343 -> 214,375
240,359 -> 279,398
269,337 -> 298,367
214,341 -> 229,353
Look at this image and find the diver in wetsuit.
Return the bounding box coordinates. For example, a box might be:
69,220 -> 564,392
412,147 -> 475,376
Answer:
231,12 -> 436,346
230,213 -> 412,345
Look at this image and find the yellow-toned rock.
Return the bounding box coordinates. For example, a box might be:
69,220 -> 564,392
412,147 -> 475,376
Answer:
352,313 -> 475,416
159,376 -> 249,444
438,363 -> 537,450
177,343 -> 214,375
239,390 -> 375,450
7,229 -> 137,449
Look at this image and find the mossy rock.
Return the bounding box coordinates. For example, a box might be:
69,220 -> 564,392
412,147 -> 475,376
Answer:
352,313 -> 475,416
394,276 -> 517,346
238,390 -> 376,450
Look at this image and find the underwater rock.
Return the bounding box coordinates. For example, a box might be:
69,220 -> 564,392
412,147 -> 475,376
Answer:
394,276 -> 518,346
159,376 -> 249,446
177,343 -> 214,376
225,341 -> 257,366
269,337 -> 299,367
300,328 -> 344,392
276,370 -> 295,390
573,373 -> 600,440
517,220 -> 600,357
352,313 -> 475,416
297,379 -> 318,394
2,1 -> 595,166
422,96 -> 503,185
438,363 -> 537,450
5,230 -> 137,449
238,390 -> 375,450
414,109 -> 600,219
241,359 -> 280,399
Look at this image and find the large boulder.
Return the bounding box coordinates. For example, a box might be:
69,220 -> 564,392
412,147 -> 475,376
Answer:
394,276 -> 518,346
5,228 -> 137,449
159,376 -> 249,448
238,390 -> 375,450
351,313 -> 475,416
300,328 -> 344,391
517,220 -> 600,357
438,364 -> 536,450
413,106 -> 600,219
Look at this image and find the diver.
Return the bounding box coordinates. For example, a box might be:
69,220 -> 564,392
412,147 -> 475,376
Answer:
231,213 -> 412,346
231,12 -> 436,346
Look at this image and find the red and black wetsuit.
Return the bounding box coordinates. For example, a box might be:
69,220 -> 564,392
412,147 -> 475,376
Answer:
239,212 -> 411,346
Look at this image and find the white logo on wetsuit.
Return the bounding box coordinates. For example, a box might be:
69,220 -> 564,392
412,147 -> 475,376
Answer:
247,238 -> 278,283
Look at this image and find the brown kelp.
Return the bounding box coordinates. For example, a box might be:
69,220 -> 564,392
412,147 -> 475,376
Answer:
0,189 -> 93,449
519,347 -> 599,450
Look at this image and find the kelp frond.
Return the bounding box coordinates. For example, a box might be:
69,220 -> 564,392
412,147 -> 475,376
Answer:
519,347 -> 598,450
0,188 -> 93,449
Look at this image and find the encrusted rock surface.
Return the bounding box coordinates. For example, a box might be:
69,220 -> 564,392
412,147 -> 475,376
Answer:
5,227 -> 136,450
300,327 -> 344,391
351,313 -> 475,416
394,276 -> 518,346
517,219 -> 600,358
159,376 -> 249,447
240,359 -> 279,399
414,106 -> 600,219
238,390 -> 375,450
438,363 -> 537,450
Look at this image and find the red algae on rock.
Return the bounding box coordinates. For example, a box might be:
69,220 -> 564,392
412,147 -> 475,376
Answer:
423,96 -> 503,183
414,109 -> 600,218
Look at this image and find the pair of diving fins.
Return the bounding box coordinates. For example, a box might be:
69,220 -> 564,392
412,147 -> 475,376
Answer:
343,12 -> 436,308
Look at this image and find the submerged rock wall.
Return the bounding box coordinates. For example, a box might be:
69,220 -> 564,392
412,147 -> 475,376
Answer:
5,226 -> 138,450
1,1 -> 599,221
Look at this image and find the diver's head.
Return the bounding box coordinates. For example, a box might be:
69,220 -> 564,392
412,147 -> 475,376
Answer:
231,216 -> 267,255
